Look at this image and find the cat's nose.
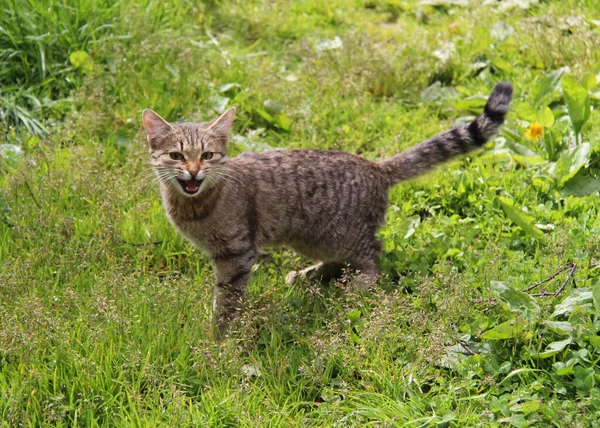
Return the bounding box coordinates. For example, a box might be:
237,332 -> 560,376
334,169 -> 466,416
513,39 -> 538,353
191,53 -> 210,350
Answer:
188,168 -> 199,178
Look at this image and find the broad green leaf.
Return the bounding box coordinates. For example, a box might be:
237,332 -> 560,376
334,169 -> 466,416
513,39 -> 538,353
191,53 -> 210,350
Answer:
24,136 -> 40,150
498,197 -> 545,241
69,50 -> 94,73
442,342 -> 488,368
397,216 -> 420,240
455,95 -> 487,112
503,141 -> 543,158
519,401 -> 541,414
562,75 -> 591,135
263,99 -> 284,115
276,114 -> 291,131
543,320 -> 573,335
346,308 -> 361,322
532,67 -> 567,106
442,411 -> 456,423
421,81 -> 443,102
491,57 -> 514,73
491,281 -> 540,321
554,143 -> 590,187
537,338 -> 572,359
515,102 -> 538,122
560,175 -> 600,197
210,95 -> 230,113
480,319 -> 525,340
444,248 -> 463,259
255,108 -> 273,123
421,81 -> 460,104
477,150 -> 512,165
582,73 -> 597,90
589,336 -> 600,349
555,364 -> 575,376
573,367 -> 595,391
511,154 -> 546,166
219,83 -> 241,93
552,288 -> 594,317
574,366 -> 594,380
539,106 -> 555,128
515,103 -> 553,127
497,368 -> 543,386
502,141 -> 545,165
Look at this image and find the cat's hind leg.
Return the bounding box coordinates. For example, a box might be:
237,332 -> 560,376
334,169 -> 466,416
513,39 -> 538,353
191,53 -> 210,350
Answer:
285,262 -> 345,285
346,235 -> 382,291
347,258 -> 380,291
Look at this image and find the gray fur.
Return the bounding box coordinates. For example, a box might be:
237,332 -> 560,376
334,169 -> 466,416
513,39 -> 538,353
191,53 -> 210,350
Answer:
142,82 -> 513,338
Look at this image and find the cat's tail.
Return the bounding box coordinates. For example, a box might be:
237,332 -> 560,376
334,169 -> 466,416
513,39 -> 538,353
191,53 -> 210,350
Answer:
378,82 -> 513,186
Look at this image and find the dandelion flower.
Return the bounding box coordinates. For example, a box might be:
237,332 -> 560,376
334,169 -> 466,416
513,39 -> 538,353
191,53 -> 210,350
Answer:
525,122 -> 543,141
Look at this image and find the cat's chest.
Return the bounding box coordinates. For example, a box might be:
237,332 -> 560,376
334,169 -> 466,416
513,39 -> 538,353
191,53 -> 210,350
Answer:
166,203 -> 234,256
160,185 -> 250,257
168,211 -> 211,246
162,189 -> 219,236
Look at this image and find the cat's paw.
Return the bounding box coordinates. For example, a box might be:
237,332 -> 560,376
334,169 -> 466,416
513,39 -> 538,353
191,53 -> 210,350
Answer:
348,273 -> 379,292
285,270 -> 300,285
285,263 -> 324,285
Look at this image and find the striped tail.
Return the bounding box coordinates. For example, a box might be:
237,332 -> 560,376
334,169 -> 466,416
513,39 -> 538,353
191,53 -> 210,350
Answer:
378,82 -> 513,186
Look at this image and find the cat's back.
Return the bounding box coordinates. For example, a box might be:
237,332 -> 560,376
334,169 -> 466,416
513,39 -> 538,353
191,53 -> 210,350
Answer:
229,149 -> 383,185
226,149 -> 389,251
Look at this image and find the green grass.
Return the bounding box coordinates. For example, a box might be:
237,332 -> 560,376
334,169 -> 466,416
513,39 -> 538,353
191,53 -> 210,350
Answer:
2,0 -> 600,425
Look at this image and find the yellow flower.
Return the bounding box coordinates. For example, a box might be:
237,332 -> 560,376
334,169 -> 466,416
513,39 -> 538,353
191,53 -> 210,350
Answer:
525,122 -> 543,141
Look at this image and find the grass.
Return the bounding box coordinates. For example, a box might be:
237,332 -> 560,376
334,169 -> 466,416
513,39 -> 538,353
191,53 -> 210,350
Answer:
2,0 -> 600,425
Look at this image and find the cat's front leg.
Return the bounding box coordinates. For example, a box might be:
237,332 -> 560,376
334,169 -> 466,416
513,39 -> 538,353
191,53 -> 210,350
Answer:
212,250 -> 257,340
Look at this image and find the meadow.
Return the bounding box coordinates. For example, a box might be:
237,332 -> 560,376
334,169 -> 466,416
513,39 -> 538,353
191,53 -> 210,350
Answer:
1,0 -> 600,425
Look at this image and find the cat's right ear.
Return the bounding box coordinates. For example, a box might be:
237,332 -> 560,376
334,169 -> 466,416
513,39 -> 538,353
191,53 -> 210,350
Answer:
142,109 -> 174,147
207,107 -> 236,138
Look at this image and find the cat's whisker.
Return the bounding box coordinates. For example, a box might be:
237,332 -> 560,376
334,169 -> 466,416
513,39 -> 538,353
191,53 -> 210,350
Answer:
141,170 -> 180,191
204,172 -> 234,189
218,174 -> 247,189
209,170 -> 246,189
140,175 -> 162,187
145,176 -> 177,193
214,174 -> 244,189
139,169 -> 168,181
149,167 -> 177,175
210,166 -> 245,182
141,171 -> 174,185
141,178 -> 164,192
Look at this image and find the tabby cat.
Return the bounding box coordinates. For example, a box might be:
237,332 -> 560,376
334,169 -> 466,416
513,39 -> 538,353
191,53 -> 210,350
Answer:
142,82 -> 513,338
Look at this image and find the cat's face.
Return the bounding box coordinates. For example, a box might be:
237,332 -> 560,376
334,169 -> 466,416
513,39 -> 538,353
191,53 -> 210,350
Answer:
142,108 -> 235,197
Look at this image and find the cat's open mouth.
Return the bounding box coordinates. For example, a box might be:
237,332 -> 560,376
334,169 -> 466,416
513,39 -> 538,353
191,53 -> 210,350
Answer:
177,178 -> 202,194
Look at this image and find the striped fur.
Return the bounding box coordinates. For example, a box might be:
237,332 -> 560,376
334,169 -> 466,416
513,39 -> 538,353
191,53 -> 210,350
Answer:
378,82 -> 513,184
142,82 -> 513,338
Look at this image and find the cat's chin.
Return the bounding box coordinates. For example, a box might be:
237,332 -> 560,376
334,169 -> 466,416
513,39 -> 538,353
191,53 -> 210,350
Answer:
176,178 -> 203,196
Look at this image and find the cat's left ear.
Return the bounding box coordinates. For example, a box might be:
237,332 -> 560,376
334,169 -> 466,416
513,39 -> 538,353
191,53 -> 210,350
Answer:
207,107 -> 236,138
142,109 -> 174,147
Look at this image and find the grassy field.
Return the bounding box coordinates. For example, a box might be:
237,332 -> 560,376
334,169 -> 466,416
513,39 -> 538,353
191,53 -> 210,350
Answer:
2,0 -> 600,425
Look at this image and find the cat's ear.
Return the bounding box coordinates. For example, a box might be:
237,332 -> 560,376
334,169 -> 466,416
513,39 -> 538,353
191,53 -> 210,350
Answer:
207,107 -> 236,138
142,109 -> 174,147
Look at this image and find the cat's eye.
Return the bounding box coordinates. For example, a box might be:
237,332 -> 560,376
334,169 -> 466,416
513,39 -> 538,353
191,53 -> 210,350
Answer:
169,152 -> 184,160
201,152 -> 214,160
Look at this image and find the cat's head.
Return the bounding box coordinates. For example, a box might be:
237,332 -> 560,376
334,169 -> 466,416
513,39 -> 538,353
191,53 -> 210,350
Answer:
142,108 -> 235,197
